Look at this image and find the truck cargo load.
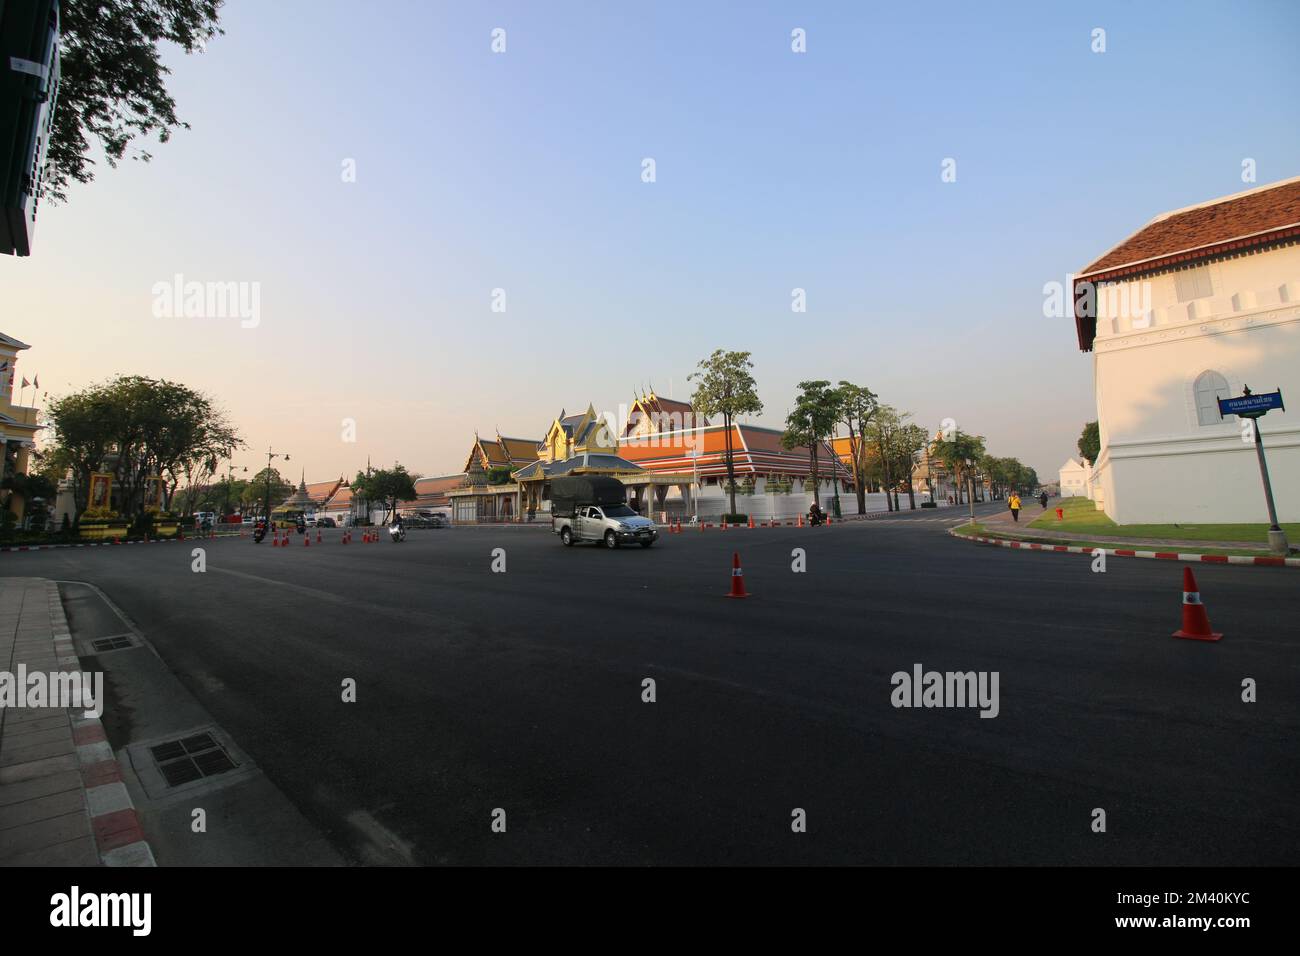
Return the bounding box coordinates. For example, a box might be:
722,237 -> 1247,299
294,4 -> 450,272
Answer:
550,476 -> 627,518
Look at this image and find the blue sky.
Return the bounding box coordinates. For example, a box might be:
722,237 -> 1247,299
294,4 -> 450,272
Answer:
5,0 -> 1299,481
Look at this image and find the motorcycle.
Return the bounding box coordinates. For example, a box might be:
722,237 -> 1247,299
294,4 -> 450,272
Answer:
253,523 -> 268,544
389,524 -> 406,543
808,508 -> 827,527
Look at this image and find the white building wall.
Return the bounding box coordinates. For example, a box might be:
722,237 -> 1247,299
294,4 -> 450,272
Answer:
1090,245 -> 1300,523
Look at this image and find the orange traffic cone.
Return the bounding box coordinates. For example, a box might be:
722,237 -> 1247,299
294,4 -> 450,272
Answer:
726,551 -> 749,599
316,529 -> 322,543
1173,567 -> 1222,641
797,513 -> 804,528
304,534 -> 310,547
748,515 -> 755,529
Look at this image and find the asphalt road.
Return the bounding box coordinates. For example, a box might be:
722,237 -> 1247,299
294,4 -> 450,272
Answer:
5,505 -> 1298,865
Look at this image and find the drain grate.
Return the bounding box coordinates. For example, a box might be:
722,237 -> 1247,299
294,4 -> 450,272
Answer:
149,731 -> 238,788
91,635 -> 135,652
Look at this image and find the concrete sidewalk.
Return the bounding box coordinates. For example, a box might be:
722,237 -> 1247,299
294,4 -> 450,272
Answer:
0,577 -> 154,867
980,504 -> 1266,550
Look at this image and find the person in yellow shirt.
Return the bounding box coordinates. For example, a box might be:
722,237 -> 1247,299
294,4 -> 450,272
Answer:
1008,493 -> 1022,522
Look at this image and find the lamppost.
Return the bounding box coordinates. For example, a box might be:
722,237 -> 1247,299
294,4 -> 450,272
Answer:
222,462 -> 246,521
262,446 -> 289,525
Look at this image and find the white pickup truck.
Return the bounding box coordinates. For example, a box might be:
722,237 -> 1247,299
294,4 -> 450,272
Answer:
550,476 -> 658,549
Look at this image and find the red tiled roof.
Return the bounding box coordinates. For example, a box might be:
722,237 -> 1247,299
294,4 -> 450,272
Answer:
619,424 -> 846,478
1073,177 -> 1300,351
304,479 -> 342,504
1079,178 -> 1300,277
404,474 -> 464,507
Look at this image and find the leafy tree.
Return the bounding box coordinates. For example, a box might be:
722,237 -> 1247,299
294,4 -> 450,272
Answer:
781,380 -> 840,510
42,389 -> 119,519
865,406 -> 903,511
47,0 -> 225,203
931,430 -> 987,508
353,464 -> 418,525
689,350 -> 763,517
894,422 -> 929,510
1077,421 -> 1100,466
836,381 -> 879,515
245,468 -> 292,517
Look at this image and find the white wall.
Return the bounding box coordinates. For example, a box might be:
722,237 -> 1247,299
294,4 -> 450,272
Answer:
1091,246 -> 1300,523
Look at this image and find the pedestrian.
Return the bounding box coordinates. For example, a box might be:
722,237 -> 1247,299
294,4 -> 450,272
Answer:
1039,491 -> 1049,509
1008,492 -> 1021,522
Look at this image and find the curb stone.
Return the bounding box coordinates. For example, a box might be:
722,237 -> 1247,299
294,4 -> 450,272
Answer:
45,582 -> 157,866
947,528 -> 1299,568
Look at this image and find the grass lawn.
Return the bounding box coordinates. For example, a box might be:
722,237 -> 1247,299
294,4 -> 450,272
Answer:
951,519 -> 1277,557
1029,496 -> 1300,543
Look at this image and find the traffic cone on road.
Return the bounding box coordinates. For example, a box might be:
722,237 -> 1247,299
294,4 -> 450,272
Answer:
1173,567 -> 1222,641
797,513 -> 804,528
748,515 -> 755,529
316,529 -> 322,544
726,551 -> 749,599
304,534 -> 310,547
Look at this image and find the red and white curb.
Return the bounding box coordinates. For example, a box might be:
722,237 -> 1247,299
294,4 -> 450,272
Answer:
948,528 -> 1299,568
2,535 -> 234,554
47,582 -> 157,866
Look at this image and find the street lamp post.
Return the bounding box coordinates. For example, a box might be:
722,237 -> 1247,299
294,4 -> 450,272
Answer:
262,446 -> 289,526
222,462 -> 246,522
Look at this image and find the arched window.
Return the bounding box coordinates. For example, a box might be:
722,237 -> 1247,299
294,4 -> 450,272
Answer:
1194,370 -> 1231,426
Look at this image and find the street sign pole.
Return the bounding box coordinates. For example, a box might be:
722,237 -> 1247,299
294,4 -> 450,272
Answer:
1219,386 -> 1288,555
1250,421 -> 1286,554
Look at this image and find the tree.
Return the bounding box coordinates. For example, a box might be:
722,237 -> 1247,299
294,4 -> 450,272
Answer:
836,381 -> 879,515
42,388 -> 119,519
353,464 -> 418,525
245,468 -> 291,517
1077,421 -> 1100,466
894,423 -> 929,510
931,431 -> 986,509
47,0 -> 225,203
781,381 -> 840,511
865,406 -> 903,511
689,350 -> 763,517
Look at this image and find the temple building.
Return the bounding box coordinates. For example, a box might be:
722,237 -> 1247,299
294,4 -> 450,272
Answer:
616,392 -> 862,520
446,430 -> 542,523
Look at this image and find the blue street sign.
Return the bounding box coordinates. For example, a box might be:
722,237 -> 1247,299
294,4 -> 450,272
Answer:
1219,390 -> 1284,419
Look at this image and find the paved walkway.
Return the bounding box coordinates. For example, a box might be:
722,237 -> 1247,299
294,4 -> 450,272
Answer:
981,505 -> 1264,550
0,577 -> 153,866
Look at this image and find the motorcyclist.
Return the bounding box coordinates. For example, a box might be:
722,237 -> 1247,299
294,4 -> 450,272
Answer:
808,501 -> 825,526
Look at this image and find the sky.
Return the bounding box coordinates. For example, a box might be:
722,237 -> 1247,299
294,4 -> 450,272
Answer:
4,0 -> 1299,484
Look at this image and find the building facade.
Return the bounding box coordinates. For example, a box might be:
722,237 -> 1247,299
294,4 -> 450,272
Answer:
1,333 -> 42,523
1073,176 -> 1300,523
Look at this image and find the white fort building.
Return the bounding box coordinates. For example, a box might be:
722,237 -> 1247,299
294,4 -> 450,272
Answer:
1072,176 -> 1300,524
